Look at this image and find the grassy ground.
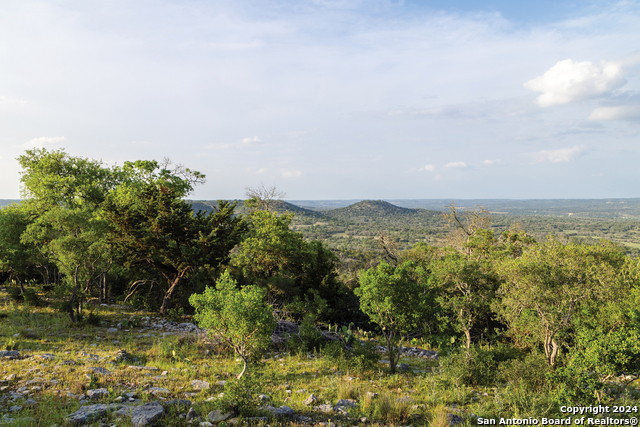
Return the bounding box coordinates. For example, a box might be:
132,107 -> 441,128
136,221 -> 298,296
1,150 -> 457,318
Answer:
1,290 -> 639,426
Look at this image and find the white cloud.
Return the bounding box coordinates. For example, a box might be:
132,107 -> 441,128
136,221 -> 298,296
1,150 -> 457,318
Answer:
24,136 -> 66,148
242,136 -> 260,144
281,168 -> 302,178
524,59 -> 627,107
421,164 -> 435,171
483,159 -> 500,166
445,161 -> 467,168
255,168 -> 266,174
532,145 -> 582,162
589,105 -> 640,121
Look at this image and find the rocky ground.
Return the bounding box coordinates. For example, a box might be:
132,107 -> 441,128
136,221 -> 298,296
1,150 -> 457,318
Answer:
0,299 -> 471,427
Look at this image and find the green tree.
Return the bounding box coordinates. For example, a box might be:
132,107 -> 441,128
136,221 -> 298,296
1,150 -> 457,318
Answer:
231,209 -> 344,321
0,205 -> 42,293
355,261 -> 421,373
104,164 -> 245,314
429,251 -> 498,349
21,206 -> 112,321
190,271 -> 276,378
497,238 -> 624,366
16,148 -> 121,320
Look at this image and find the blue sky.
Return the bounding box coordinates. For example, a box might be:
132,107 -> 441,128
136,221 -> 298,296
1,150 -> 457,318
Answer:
1,0 -> 639,200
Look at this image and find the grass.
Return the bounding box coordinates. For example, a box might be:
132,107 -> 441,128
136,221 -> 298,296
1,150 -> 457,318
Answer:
1,289 -> 639,426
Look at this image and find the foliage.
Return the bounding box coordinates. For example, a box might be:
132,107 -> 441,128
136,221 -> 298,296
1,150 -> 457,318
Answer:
550,326 -> 640,405
498,351 -> 550,393
497,238 -> 624,366
286,313 -> 325,354
321,339 -> 379,373
428,250 -> 499,348
217,374 -> 264,416
104,175 -> 245,314
355,261 -> 421,373
190,271 -> 276,378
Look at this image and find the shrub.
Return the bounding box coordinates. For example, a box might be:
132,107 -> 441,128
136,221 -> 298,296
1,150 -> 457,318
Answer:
321,340 -> 379,373
439,346 -> 498,386
190,271 -> 276,379
499,351 -> 550,393
286,314 -> 324,355
217,374 -> 264,416
7,287 -> 23,303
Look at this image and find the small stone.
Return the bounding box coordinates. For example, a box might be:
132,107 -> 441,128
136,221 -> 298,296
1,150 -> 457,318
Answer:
336,398 -> 357,408
366,391 -> 378,399
314,403 -> 334,413
148,387 -> 170,396
303,394 -> 318,406
186,407 -> 200,420
164,399 -> 192,407
397,363 -> 409,371
35,353 -> 56,361
4,374 -> 17,381
448,413 -> 465,426
190,380 -> 210,390
107,328 -> 118,333
207,410 -> 234,423
87,367 -> 111,375
86,388 -> 109,400
215,380 -> 226,386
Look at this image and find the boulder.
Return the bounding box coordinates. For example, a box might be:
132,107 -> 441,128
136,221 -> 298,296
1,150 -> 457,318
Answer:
65,403 -> 124,425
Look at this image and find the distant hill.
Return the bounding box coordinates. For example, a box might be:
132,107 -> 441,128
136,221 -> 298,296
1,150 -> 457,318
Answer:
324,200 -> 443,226
0,200 -> 21,208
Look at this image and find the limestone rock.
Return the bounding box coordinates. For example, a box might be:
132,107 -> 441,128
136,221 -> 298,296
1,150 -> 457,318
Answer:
0,350 -> 20,360
131,401 -> 165,427
335,398 -> 357,408
303,394 -> 318,406
314,403 -> 335,413
207,410 -> 234,423
65,403 -> 124,425
163,399 -> 192,408
190,380 -> 210,390
86,388 -> 109,400
448,413 -> 464,426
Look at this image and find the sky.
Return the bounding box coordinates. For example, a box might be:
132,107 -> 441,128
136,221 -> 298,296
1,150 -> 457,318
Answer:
1,0 -> 640,200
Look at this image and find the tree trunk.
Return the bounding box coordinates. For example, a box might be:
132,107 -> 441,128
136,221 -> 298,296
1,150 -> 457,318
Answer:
68,266 -> 80,323
237,356 -> 248,379
543,330 -> 559,366
159,275 -> 182,315
464,327 -> 471,349
549,338 -> 559,366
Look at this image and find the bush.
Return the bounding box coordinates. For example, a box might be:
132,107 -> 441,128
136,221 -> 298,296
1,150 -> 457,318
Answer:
7,287 -> 23,303
321,340 -> 379,373
217,374 -> 264,416
499,351 -> 550,392
190,271 -> 276,379
439,346 -> 498,386
84,311 -> 102,326
286,314 -> 324,355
